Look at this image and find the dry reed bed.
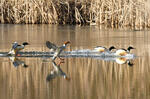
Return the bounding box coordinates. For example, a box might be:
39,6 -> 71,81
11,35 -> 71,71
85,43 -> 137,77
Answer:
0,0 -> 150,28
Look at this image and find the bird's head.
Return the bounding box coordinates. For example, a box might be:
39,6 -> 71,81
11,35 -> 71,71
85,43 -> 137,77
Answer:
109,46 -> 116,51
64,75 -> 71,81
64,41 -> 71,45
22,42 -> 29,46
127,61 -> 134,67
127,46 -> 135,52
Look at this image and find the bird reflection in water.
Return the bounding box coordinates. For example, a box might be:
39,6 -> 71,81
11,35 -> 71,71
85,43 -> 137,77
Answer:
9,56 -> 28,68
46,61 -> 70,82
115,57 -> 134,66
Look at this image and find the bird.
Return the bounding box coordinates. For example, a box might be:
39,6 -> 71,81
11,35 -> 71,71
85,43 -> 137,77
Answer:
8,42 -> 29,56
115,57 -> 134,66
9,56 -> 28,68
94,46 -> 116,53
46,61 -> 70,81
115,46 -> 135,56
46,41 -> 70,62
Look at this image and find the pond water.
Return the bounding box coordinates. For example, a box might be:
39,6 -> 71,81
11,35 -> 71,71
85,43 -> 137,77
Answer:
0,24 -> 150,99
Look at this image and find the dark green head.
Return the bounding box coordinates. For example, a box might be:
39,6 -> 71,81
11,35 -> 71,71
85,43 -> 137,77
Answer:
22,42 -> 29,46
109,46 -> 116,51
127,46 -> 135,52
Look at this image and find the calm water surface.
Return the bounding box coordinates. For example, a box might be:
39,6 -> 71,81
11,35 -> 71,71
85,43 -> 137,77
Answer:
0,24 -> 150,99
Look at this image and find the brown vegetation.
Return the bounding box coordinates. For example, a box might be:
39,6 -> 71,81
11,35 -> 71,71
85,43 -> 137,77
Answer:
0,0 -> 150,28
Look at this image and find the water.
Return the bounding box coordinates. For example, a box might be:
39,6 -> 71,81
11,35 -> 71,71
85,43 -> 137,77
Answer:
0,24 -> 150,99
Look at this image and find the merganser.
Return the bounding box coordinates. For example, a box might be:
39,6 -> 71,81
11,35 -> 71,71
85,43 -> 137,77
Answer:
9,56 -> 28,68
115,57 -> 134,66
94,46 -> 116,52
46,41 -> 70,62
115,46 -> 135,56
46,61 -> 70,81
8,42 -> 29,56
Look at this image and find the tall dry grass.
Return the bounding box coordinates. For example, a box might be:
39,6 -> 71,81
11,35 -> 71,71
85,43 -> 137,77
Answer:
0,0 -> 150,28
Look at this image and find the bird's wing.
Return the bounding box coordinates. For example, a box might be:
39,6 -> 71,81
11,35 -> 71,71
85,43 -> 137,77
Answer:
13,62 -> 20,67
12,42 -> 19,49
46,73 -> 56,81
46,41 -> 57,50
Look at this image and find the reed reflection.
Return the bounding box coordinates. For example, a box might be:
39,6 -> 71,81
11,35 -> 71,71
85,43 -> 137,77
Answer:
9,56 -> 28,68
46,61 -> 70,82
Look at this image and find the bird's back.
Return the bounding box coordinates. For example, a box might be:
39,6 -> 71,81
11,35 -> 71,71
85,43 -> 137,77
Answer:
115,49 -> 127,56
94,46 -> 106,52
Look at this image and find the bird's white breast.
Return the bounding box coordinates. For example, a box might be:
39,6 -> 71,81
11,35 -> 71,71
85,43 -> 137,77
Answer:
115,49 -> 127,56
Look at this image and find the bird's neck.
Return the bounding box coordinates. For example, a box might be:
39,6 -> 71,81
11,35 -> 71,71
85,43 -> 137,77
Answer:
127,48 -> 130,52
22,44 -> 25,47
109,47 -> 113,51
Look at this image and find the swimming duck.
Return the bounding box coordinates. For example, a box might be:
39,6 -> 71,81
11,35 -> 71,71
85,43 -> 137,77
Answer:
8,42 -> 29,56
94,46 -> 116,52
115,57 -> 133,66
115,46 -> 135,56
46,41 -> 70,62
46,61 -> 70,81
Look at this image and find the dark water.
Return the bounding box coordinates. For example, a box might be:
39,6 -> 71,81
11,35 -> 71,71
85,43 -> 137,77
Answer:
0,24 -> 150,99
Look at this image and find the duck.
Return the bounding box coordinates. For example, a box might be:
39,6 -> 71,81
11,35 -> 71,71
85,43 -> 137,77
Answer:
94,46 -> 116,53
115,57 -> 134,66
9,56 -> 28,68
8,42 -> 29,56
46,41 -> 70,62
115,46 -> 135,56
46,61 -> 70,81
